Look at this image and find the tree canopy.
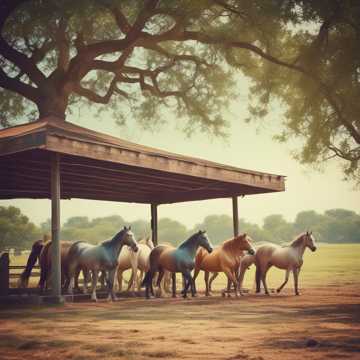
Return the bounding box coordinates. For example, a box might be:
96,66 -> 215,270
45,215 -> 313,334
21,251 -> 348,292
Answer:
0,0 -> 359,181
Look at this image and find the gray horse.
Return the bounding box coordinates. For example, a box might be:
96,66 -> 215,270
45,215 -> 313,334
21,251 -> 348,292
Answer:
67,226 -> 138,301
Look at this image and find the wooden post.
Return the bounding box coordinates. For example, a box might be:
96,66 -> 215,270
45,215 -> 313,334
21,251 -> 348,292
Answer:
151,204 -> 158,246
0,252 -> 9,296
232,196 -> 239,237
51,153 -> 62,302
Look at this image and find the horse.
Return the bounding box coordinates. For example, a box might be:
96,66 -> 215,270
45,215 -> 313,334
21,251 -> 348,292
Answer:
193,233 -> 255,297
142,230 -> 213,299
121,236 -> 155,292
255,231 -> 317,295
39,240 -> 74,292
67,226 -> 138,301
18,237 -> 47,288
207,253 -> 256,296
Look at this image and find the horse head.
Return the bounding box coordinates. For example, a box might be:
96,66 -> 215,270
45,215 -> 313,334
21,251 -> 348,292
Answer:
305,231 -> 317,252
236,233 -> 255,255
118,226 -> 138,252
196,230 -> 213,253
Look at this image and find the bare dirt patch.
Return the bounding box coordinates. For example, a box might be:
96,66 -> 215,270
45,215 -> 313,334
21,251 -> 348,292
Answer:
0,285 -> 359,360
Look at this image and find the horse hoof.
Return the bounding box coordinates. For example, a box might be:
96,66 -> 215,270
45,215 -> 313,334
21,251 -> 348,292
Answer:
221,292 -> 225,298
295,292 -> 300,296
276,289 -> 281,293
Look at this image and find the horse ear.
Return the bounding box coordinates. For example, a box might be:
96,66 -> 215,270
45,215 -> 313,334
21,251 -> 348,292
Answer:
243,233 -> 247,237
129,226 -> 131,230
310,230 -> 312,235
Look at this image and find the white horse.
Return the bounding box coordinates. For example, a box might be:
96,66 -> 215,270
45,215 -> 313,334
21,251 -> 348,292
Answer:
237,253 -> 256,295
255,231 -> 317,295
116,236 -> 154,293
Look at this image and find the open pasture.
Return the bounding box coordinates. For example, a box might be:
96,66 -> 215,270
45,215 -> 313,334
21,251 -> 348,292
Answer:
9,243 -> 360,290
1,243 -> 360,360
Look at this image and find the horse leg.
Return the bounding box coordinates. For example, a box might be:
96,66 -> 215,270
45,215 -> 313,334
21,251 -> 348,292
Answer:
261,267 -> 271,295
193,268 -> 200,295
171,272 -> 177,298
189,273 -> 196,297
74,267 -> 83,293
156,268 -> 165,298
255,266 -> 261,293
117,269 -> 123,293
90,270 -> 98,302
204,271 -> 211,296
137,270 -> 143,292
182,271 -> 192,298
237,263 -> 247,296
131,256 -> 138,295
293,267 -> 301,295
107,268 -> 118,301
223,269 -> 238,297
208,272 -> 218,293
144,271 -> 154,299
277,269 -> 290,293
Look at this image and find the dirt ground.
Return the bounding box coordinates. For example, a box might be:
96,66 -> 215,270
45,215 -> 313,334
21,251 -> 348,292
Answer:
1,284 -> 359,360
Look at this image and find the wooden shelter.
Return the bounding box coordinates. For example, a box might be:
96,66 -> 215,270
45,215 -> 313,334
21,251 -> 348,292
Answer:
0,116 -> 285,302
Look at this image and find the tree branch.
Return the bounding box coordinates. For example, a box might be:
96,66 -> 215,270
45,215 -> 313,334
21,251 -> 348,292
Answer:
74,75 -> 120,104
0,66 -> 39,103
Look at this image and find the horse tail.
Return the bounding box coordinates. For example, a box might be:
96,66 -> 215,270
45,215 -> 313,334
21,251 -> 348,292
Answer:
141,245 -> 164,288
18,240 -> 44,288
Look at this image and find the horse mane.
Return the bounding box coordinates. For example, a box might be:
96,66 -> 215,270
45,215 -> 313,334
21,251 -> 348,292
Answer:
179,232 -> 200,248
222,234 -> 245,252
102,228 -> 127,246
290,233 -> 306,248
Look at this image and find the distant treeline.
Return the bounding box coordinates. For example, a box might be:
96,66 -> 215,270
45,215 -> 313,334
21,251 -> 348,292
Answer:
0,206 -> 359,251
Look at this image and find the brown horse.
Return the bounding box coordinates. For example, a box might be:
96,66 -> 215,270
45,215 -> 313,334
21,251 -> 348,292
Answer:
38,240 -> 74,292
18,236 -> 48,288
193,233 -> 255,297
142,231 -> 213,299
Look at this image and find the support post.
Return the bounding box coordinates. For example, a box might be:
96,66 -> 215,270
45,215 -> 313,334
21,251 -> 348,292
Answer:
232,196 -> 239,237
0,252 -> 9,296
51,153 -> 62,302
151,204 -> 158,246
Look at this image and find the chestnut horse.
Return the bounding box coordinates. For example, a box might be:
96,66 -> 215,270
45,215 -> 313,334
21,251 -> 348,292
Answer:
142,230 -> 213,299
193,233 -> 255,297
208,252 -> 256,296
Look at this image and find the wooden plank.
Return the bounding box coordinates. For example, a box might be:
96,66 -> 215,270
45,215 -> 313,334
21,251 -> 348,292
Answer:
0,132 -> 46,156
45,135 -> 285,191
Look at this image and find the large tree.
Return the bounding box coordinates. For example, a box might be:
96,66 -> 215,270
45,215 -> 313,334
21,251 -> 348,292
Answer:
0,0 -> 359,181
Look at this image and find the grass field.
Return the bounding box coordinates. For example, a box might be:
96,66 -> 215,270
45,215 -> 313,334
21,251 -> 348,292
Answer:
8,243 -> 360,292
2,243 -> 360,360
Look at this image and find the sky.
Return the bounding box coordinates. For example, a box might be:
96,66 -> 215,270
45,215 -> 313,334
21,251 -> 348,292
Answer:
1,81 -> 359,229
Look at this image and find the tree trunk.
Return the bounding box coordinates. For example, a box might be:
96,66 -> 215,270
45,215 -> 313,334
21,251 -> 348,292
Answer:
37,82 -> 70,120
